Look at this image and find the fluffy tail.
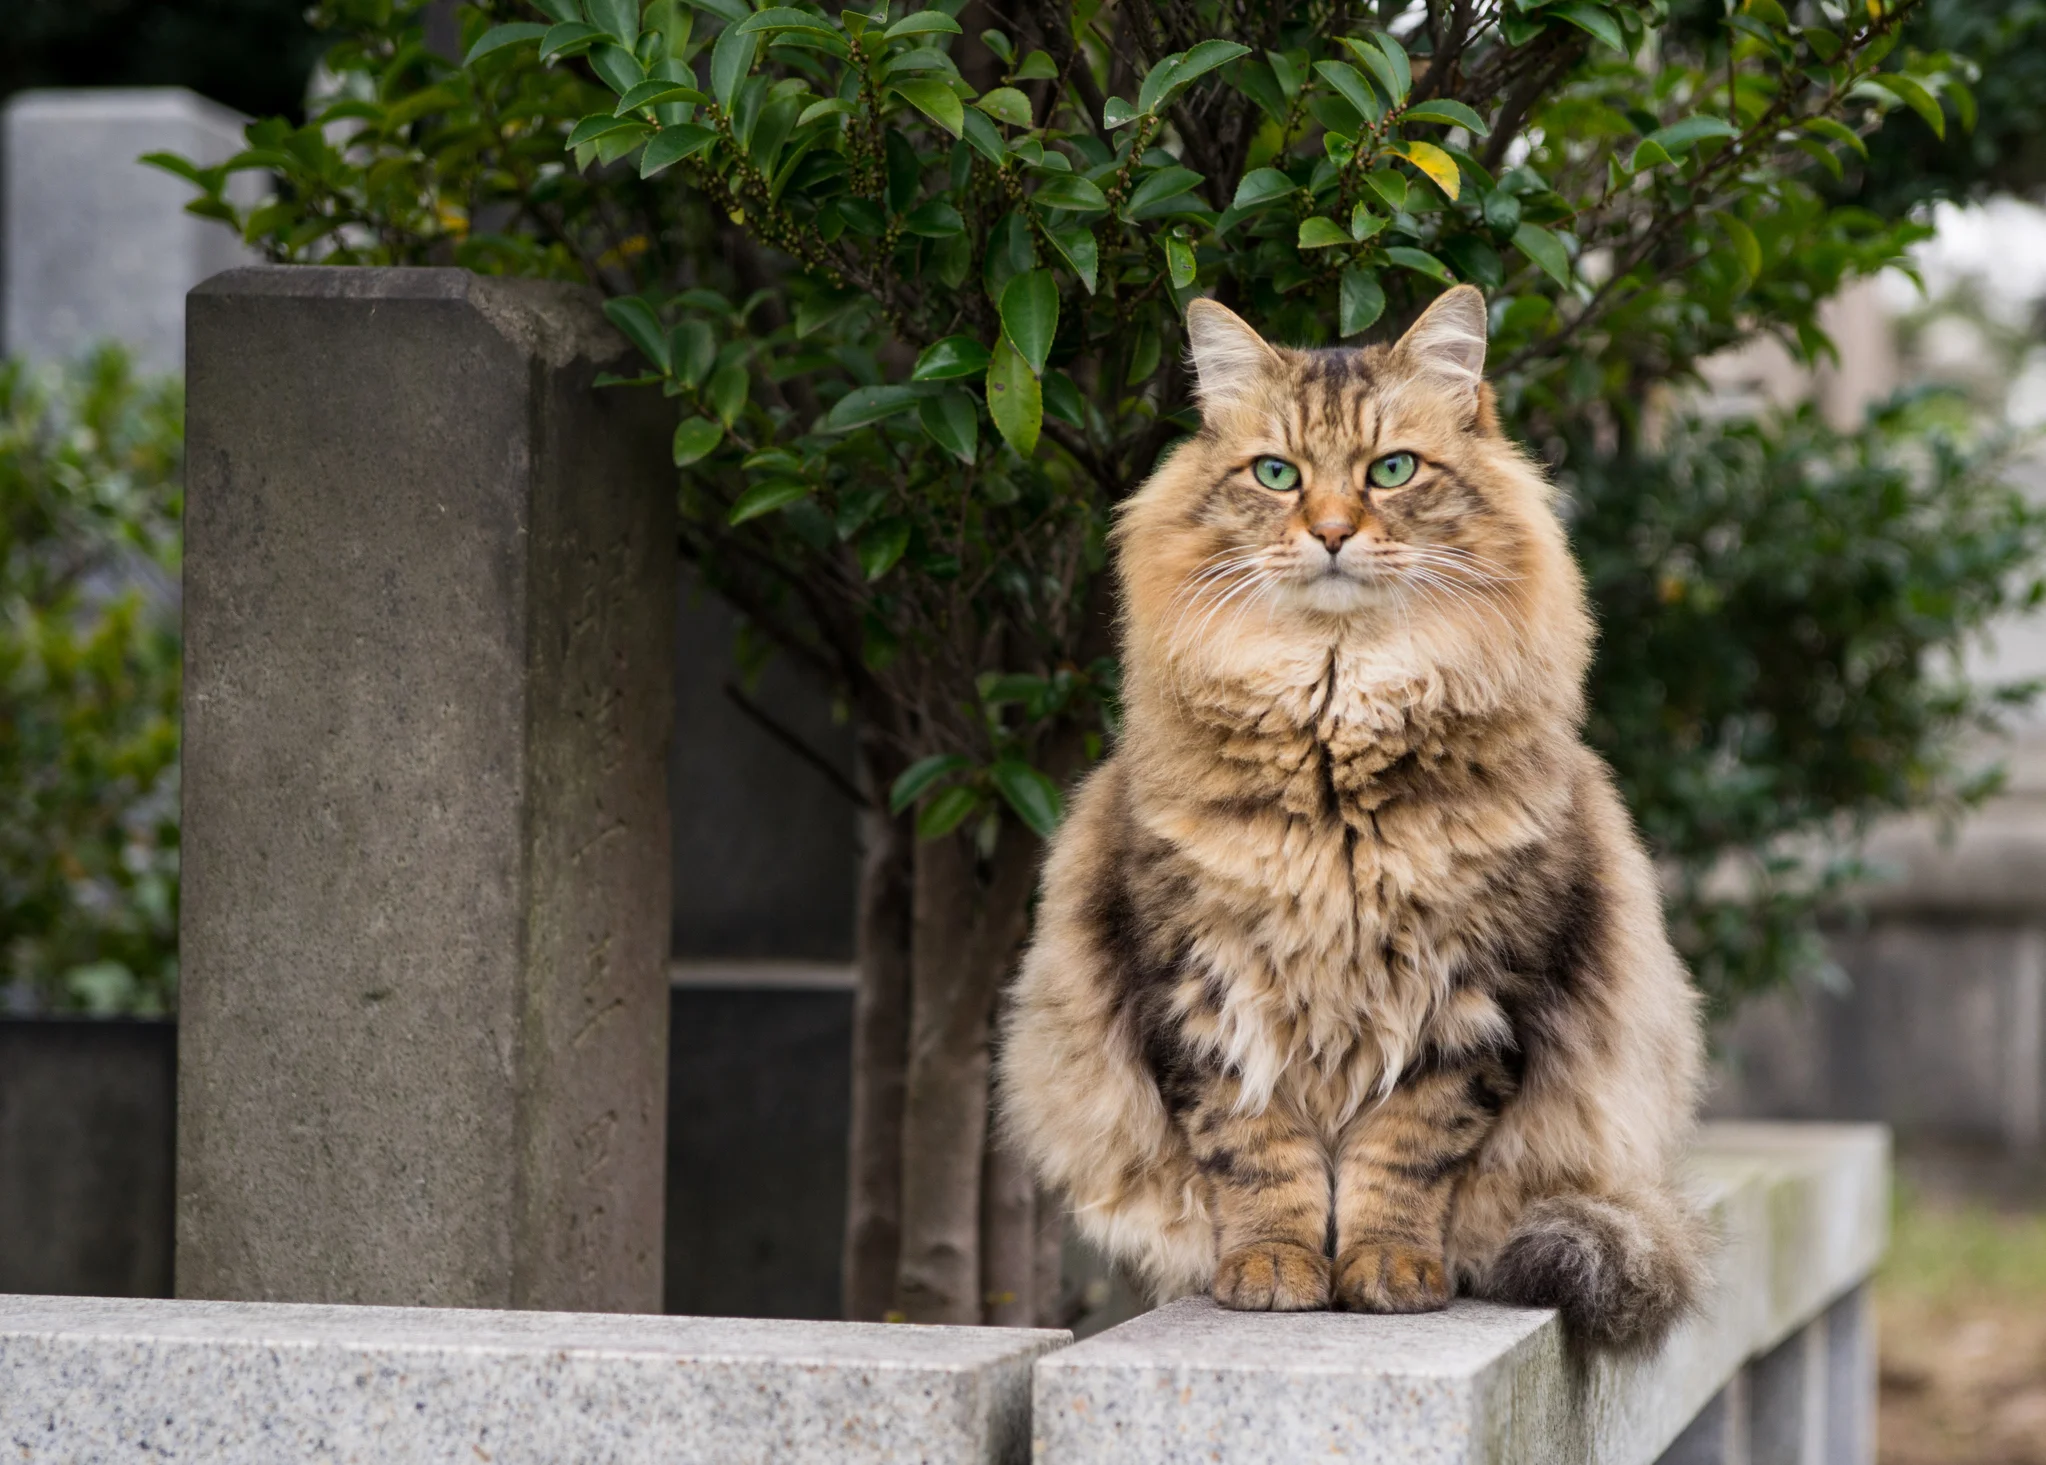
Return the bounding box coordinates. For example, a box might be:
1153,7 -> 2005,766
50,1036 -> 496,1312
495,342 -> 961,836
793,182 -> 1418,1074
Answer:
1483,1189 -> 1710,1354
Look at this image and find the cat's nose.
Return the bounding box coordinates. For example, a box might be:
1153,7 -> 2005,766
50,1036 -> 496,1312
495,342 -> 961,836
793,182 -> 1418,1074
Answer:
1311,519 -> 1355,553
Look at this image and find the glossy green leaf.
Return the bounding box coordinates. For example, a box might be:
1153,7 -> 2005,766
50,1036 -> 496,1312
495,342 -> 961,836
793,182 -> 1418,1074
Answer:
1401,99 -> 1489,135
1032,174 -> 1109,212
602,296 -> 669,371
1512,223 -> 1573,288
640,122 -> 717,175
1170,39 -> 1251,90
976,87 -> 1033,128
859,516 -> 912,579
1628,137 -> 1674,171
904,199 -> 966,236
986,335 -> 1042,455
466,22 -> 548,63
1365,169 -> 1407,212
1044,225 -> 1099,293
728,480 -> 809,524
884,9 -> 963,40
890,753 -> 971,813
1803,115 -> 1868,159
1339,267 -> 1385,337
1646,115 -> 1739,154
1346,43 -> 1404,111
1385,246 -> 1454,284
736,6 -> 838,36
1136,54 -> 1184,116
569,113 -> 646,147
916,784 -> 980,839
999,270 -> 1059,376
912,335 -> 992,380
1164,235 -> 1196,289
671,416 -> 722,466
1297,217 -> 1350,248
1042,369 -> 1084,428
708,360 -> 749,425
890,79 -> 965,138
589,43 -> 644,94
669,319 -> 716,387
1871,74 -> 1946,140
960,107 -> 1006,163
587,0 -> 638,45
1102,95 -> 1136,129
1373,30 -> 1411,96
616,80 -> 710,115
919,390 -> 979,463
1720,213 -> 1762,280
709,25 -> 757,108
1313,61 -> 1383,125
540,21 -> 604,58
1013,51 -> 1058,81
990,759 -> 1063,836
825,384 -> 928,431
1549,1 -> 1627,53
1230,167 -> 1295,209
1124,165 -> 1204,217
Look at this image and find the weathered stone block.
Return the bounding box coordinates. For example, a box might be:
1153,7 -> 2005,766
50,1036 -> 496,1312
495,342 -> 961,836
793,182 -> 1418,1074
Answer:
0,1295 -> 1068,1464
1032,1123 -> 1888,1465
2,89 -> 260,371
177,266 -> 675,1312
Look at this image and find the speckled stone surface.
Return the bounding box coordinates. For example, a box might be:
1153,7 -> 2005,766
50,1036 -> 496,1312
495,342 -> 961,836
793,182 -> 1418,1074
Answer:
0,1296 -> 1068,1464
1032,1122 -> 1889,1464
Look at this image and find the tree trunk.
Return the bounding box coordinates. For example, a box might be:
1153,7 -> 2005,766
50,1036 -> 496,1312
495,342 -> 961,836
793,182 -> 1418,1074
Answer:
891,824 -> 1038,1322
1032,1185 -> 1065,1328
841,798 -> 913,1321
979,1127 -> 1038,1326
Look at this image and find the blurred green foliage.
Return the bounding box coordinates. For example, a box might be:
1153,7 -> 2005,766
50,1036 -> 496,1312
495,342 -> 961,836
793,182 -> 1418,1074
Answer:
140,0 -> 2046,1015
0,351 -> 183,1016
1572,398 -> 2046,1014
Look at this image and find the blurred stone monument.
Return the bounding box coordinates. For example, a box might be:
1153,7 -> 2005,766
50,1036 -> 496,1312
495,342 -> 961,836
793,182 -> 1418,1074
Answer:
1,88 -> 260,372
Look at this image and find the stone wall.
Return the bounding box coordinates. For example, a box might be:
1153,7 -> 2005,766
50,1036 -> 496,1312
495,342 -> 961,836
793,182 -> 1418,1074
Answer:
2,1123 -> 1886,1465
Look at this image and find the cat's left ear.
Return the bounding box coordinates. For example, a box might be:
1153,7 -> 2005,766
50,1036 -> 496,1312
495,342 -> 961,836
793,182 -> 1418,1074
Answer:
1395,285 -> 1489,404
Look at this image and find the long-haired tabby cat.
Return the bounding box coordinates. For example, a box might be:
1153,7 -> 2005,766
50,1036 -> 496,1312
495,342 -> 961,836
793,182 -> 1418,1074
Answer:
997,285 -> 1707,1351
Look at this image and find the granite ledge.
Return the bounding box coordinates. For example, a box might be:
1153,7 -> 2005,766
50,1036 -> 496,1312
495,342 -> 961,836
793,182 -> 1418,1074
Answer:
1032,1120 -> 1888,1465
0,1296 -> 1068,1465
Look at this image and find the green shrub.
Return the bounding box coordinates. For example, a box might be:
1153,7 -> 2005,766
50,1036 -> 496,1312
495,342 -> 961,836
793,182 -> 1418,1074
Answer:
0,350 -> 183,1016
1571,397 -> 2045,1016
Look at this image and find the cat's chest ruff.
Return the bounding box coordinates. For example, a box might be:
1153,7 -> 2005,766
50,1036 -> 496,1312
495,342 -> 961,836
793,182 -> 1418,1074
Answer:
1142,654 -> 1552,1061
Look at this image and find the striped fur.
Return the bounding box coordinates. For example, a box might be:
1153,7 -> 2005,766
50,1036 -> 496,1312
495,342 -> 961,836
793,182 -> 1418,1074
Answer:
995,289 -> 1708,1351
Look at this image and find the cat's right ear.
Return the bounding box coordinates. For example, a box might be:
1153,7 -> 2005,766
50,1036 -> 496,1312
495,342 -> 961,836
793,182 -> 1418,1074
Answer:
1186,299 -> 1280,413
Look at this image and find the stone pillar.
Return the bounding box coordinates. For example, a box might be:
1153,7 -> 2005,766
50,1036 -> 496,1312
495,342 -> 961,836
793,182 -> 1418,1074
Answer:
2,89 -> 261,371
1822,1288 -> 1876,1465
1659,1370 -> 1752,1465
1749,1321 -> 1826,1465
176,267 -> 675,1313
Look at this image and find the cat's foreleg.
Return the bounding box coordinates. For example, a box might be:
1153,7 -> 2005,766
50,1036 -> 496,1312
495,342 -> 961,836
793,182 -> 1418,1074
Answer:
1331,1047 -> 1516,1313
1183,1084 -> 1333,1312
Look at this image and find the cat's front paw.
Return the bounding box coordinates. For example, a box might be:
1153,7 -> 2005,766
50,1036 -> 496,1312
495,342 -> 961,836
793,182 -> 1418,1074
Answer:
1334,1240 -> 1450,1313
1212,1241 -> 1332,1311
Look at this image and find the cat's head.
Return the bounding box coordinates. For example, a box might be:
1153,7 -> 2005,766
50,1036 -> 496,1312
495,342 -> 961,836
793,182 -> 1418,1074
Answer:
1118,286 -> 1588,708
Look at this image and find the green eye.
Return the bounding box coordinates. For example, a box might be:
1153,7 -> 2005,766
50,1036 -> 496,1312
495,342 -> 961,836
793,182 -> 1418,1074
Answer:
1368,451 -> 1418,489
1253,456 -> 1300,491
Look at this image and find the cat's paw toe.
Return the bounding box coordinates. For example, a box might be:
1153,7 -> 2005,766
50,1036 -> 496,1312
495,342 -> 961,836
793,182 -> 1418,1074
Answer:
1213,1242 -> 1332,1311
1335,1240 -> 1450,1313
